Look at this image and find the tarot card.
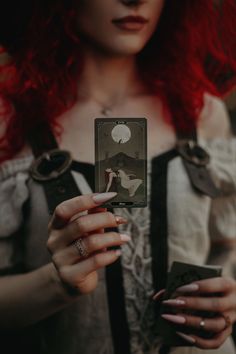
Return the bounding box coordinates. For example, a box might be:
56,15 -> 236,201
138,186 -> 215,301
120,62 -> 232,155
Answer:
155,261 -> 222,346
95,118 -> 147,208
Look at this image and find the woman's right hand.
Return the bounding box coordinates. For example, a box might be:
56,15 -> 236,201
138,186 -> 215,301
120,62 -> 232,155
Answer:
47,192 -> 129,296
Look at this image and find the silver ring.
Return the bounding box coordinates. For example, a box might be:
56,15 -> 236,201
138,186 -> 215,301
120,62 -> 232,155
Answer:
74,238 -> 89,258
199,318 -> 205,329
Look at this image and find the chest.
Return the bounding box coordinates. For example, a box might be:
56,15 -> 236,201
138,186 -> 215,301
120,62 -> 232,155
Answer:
56,98 -> 176,164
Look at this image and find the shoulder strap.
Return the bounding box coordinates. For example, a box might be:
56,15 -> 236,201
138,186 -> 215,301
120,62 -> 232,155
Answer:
28,123 -> 82,214
175,125 -> 198,141
176,126 -> 219,198
27,122 -> 58,156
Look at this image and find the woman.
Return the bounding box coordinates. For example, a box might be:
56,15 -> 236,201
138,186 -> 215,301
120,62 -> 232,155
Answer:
117,169 -> 142,197
0,1 -> 236,353
105,168 -> 118,193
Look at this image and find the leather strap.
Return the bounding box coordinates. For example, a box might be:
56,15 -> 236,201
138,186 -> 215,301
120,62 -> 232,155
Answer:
28,124 -> 82,214
175,125 -> 198,141
176,127 -> 219,198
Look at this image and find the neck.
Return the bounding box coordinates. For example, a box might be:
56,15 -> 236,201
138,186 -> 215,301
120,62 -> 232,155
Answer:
77,44 -> 149,105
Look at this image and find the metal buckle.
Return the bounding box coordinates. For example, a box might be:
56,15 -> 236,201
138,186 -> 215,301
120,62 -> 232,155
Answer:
30,149 -> 73,182
176,140 -> 210,167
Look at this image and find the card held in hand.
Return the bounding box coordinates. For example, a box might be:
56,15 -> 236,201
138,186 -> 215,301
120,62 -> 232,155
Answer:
155,261 -> 222,346
95,118 -> 147,208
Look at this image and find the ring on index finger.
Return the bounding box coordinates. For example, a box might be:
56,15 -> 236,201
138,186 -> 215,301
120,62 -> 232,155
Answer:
74,238 -> 89,258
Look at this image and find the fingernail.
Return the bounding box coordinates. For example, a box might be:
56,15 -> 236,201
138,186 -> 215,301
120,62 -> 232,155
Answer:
92,192 -> 117,204
152,289 -> 166,301
114,249 -> 122,257
115,215 -> 128,225
163,299 -> 186,306
162,314 -> 186,324
176,283 -> 199,293
120,234 -> 131,242
176,332 -> 196,344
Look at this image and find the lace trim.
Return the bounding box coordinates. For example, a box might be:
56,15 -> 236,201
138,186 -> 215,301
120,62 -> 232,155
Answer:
0,155 -> 33,181
115,166 -> 162,353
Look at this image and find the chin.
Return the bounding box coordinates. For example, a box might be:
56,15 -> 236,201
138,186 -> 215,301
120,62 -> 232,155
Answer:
105,39 -> 147,57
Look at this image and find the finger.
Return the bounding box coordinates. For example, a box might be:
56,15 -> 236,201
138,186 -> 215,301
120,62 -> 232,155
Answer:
161,313 -> 227,333
176,277 -> 236,295
88,207 -> 107,214
48,211 -> 128,251
176,324 -> 232,349
88,207 -> 107,235
59,249 -> 122,284
162,293 -> 236,313
49,192 -> 117,229
71,197 -> 106,221
222,311 -> 235,328
52,232 -> 130,266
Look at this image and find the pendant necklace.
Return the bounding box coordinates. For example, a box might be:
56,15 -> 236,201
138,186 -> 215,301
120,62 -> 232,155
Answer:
100,104 -> 113,117
78,89 -> 122,117
95,97 -> 120,117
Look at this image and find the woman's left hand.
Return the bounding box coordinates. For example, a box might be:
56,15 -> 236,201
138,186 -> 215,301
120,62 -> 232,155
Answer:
157,277 -> 236,349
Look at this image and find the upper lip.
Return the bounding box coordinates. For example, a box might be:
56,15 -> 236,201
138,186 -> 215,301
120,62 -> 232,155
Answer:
112,16 -> 148,24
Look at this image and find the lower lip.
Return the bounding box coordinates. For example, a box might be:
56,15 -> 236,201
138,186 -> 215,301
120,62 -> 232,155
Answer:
113,21 -> 147,31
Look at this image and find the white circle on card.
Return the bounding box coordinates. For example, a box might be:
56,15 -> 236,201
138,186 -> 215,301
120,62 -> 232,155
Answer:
111,124 -> 131,144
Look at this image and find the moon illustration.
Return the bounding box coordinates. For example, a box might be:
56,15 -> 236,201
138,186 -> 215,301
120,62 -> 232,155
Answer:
111,124 -> 131,144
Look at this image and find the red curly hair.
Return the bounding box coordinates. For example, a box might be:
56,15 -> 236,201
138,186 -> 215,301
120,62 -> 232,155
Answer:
0,0 -> 236,161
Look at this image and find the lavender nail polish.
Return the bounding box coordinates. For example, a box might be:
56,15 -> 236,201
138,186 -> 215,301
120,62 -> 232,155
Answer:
176,283 -> 199,293
115,215 -> 128,225
161,314 -> 186,324
92,192 -> 117,204
120,234 -> 131,242
176,331 -> 196,344
163,299 -> 186,306
152,289 -> 166,301
114,249 -> 122,257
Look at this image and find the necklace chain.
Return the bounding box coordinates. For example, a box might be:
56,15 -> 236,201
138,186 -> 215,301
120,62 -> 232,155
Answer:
93,97 -> 120,117
100,104 -> 114,117
78,89 -> 126,117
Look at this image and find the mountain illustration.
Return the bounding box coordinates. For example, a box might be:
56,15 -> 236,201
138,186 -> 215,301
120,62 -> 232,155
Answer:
97,152 -> 146,185
100,152 -> 142,170
96,152 -> 146,201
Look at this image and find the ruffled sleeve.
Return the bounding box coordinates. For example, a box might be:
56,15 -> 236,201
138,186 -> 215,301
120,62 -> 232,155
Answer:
199,138 -> 236,275
0,155 -> 33,272
200,137 -> 236,194
199,138 -> 236,242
